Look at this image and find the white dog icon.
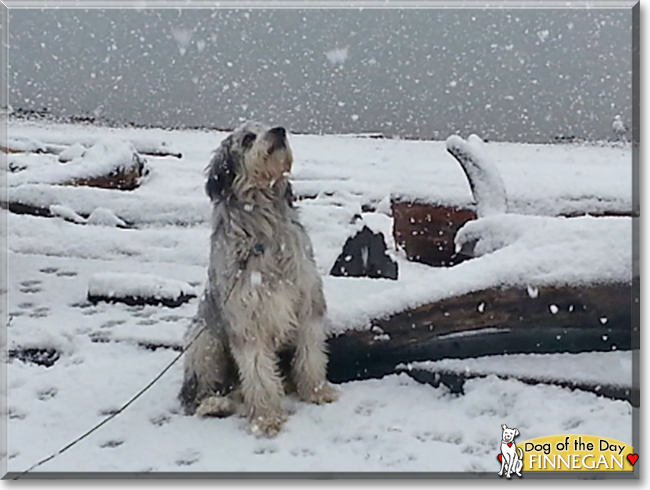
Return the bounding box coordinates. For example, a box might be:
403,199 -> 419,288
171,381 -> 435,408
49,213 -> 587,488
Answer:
498,424 -> 523,478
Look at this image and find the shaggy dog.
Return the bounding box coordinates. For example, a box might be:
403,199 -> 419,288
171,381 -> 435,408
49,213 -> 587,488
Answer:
179,122 -> 338,437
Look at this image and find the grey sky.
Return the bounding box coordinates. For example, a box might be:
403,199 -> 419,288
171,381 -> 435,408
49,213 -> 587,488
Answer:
8,7 -> 633,142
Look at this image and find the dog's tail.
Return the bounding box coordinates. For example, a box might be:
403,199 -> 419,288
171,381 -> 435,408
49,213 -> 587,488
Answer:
517,447 -> 524,460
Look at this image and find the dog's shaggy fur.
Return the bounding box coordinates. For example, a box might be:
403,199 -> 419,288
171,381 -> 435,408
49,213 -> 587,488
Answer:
179,122 -> 338,436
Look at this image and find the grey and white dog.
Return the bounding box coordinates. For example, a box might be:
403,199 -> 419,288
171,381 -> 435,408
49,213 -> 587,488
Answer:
179,122 -> 338,437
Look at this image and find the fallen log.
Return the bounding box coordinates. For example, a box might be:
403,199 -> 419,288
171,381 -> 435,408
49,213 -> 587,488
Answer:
87,272 -> 197,309
3,201 -> 53,218
66,153 -> 147,191
2,200 -> 132,228
8,139 -> 150,191
326,282 -> 633,382
87,293 -> 196,309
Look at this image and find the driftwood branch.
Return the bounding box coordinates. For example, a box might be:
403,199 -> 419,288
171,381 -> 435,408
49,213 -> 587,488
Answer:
327,283 -> 632,382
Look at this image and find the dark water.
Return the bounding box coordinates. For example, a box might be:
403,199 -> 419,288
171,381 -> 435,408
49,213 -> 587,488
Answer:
8,8 -> 633,142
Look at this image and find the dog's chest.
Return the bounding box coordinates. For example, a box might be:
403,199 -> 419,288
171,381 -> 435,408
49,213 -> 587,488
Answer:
215,203 -> 315,283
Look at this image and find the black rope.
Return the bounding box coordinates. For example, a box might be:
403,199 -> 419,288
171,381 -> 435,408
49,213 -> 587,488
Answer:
13,325 -> 207,479
14,249 -> 255,479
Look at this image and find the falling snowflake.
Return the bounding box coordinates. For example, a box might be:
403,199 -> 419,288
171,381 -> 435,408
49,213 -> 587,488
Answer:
537,29 -> 550,43
325,46 -> 349,65
171,27 -> 193,56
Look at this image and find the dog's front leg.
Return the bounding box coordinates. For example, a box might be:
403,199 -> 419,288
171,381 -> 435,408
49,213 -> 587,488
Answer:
231,336 -> 286,437
505,455 -> 514,479
292,319 -> 339,404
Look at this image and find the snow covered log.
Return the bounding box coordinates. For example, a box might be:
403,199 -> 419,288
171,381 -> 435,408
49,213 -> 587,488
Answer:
1,136 -> 66,155
87,272 -> 197,308
399,351 -> 637,406
8,138 -> 149,190
64,140 -> 148,190
3,201 -> 130,228
392,200 -> 634,267
326,282 -> 633,382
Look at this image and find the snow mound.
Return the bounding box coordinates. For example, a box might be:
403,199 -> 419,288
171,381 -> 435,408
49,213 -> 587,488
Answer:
88,272 -> 196,303
58,143 -> 86,163
87,207 -> 127,228
455,213 -> 629,265
446,134 -> 508,217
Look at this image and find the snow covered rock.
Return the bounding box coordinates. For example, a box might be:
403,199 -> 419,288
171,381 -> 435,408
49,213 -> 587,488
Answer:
87,272 -> 197,307
49,204 -> 87,224
446,134 -> 508,218
86,207 -> 127,228
330,225 -> 398,280
57,143 -> 86,163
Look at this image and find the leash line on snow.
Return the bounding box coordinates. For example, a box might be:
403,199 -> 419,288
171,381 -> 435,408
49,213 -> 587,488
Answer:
13,325 -> 207,480
14,247 -> 252,479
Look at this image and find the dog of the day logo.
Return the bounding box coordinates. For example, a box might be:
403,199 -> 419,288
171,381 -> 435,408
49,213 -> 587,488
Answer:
497,424 -> 638,476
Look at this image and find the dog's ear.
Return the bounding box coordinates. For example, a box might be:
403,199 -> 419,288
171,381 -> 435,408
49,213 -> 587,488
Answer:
514,429 -> 519,437
205,137 -> 236,201
501,424 -> 507,430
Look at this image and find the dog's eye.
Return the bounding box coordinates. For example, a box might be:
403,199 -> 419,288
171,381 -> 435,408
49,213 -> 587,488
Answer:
242,132 -> 256,149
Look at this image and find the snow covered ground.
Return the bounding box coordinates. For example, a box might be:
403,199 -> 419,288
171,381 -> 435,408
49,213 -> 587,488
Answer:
4,120 -> 634,474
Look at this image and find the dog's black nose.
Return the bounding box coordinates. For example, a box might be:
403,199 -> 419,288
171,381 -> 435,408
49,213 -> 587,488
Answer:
269,127 -> 287,139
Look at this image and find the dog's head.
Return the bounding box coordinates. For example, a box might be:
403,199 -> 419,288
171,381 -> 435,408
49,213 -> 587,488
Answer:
206,121 -> 293,201
501,424 -> 519,443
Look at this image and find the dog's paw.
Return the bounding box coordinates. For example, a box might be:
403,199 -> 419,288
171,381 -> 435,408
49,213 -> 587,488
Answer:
195,396 -> 236,418
299,382 -> 339,405
248,411 -> 287,438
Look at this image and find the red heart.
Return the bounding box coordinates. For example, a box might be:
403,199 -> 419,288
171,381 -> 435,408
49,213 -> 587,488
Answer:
497,454 -> 502,462
627,454 -> 639,466
508,443 -> 513,447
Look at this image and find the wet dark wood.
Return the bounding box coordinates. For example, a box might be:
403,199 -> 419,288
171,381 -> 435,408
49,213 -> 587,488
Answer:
373,283 -> 632,346
391,199 -> 477,267
326,283 -> 633,382
3,201 -> 53,218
